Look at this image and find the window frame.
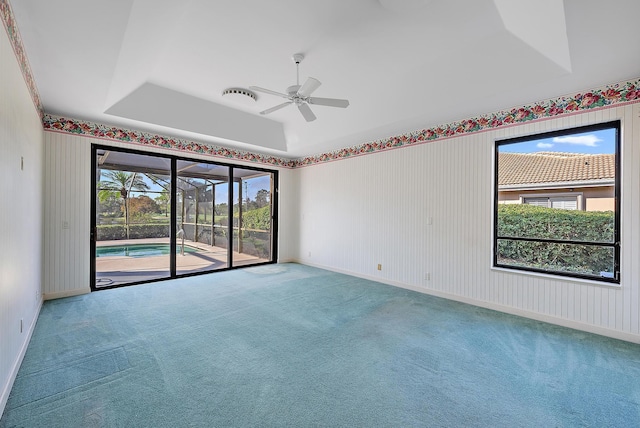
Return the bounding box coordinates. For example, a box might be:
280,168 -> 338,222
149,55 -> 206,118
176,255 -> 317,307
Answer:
90,144 -> 279,291
493,121 -> 621,284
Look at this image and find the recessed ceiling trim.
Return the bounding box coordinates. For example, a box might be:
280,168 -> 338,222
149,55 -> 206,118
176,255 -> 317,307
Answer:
105,83 -> 286,151
494,0 -> 572,73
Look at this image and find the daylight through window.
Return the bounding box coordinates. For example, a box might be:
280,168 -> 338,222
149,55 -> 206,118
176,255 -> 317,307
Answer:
494,121 -> 620,283
92,146 -> 278,290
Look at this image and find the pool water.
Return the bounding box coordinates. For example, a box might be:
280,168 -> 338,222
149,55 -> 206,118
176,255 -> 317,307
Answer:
96,244 -> 199,258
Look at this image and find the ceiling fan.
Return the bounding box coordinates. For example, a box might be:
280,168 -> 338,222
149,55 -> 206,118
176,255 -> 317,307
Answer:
250,53 -> 349,122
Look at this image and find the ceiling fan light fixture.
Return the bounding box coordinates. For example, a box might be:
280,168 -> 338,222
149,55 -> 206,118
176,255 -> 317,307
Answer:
221,87 -> 257,104
250,54 -> 349,122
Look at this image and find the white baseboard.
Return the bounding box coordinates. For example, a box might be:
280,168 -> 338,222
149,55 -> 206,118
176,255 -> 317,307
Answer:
291,259 -> 640,345
0,297 -> 43,416
43,288 -> 90,300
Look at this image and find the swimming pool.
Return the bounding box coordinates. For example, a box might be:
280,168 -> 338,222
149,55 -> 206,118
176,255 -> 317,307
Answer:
96,244 -> 199,258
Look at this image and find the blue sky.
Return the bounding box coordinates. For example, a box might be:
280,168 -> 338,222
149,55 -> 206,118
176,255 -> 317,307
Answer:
499,128 -> 616,154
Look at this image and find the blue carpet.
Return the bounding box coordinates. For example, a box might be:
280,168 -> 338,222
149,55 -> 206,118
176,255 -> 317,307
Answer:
2,263 -> 639,427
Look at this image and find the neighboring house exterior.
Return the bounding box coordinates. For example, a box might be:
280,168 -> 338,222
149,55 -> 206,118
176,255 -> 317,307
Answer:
498,152 -> 615,211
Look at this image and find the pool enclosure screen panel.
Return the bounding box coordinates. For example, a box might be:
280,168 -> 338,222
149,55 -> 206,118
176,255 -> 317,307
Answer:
176,160 -> 230,274
231,168 -> 274,267
94,149 -> 172,287
91,146 -> 279,290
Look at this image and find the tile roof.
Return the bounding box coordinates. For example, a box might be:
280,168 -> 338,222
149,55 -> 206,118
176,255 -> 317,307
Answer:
498,152 -> 615,186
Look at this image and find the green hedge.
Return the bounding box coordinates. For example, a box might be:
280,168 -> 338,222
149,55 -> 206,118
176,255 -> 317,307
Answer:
97,224 -> 170,241
241,206 -> 271,231
497,204 -> 615,275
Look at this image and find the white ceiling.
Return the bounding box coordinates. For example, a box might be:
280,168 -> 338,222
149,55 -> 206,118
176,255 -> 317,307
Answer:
10,0 -> 640,158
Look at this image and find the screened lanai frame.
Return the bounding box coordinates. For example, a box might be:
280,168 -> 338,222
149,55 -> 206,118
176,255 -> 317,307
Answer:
90,144 -> 279,291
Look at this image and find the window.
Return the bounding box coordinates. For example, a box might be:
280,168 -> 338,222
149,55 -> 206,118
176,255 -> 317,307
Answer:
523,196 -> 578,210
494,121 -> 620,283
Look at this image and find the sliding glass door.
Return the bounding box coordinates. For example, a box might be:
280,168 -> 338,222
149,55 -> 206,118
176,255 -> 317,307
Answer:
91,146 -> 278,290
176,160 -> 230,275
232,168 -> 275,266
94,149 -> 172,287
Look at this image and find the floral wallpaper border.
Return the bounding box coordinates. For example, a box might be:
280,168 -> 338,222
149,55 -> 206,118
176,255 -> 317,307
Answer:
43,115 -> 298,168
296,79 -> 640,167
0,0 -> 44,120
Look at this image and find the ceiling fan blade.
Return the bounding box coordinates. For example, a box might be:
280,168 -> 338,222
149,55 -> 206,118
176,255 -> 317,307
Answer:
297,77 -> 321,97
298,103 -> 316,122
260,101 -> 293,115
307,97 -> 350,108
249,86 -> 290,99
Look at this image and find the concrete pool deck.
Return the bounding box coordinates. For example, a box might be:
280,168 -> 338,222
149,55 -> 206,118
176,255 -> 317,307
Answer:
95,238 -> 267,287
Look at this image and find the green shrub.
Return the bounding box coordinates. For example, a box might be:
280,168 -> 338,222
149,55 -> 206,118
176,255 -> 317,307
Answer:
497,204 -> 615,275
241,206 -> 271,231
97,224 -> 170,241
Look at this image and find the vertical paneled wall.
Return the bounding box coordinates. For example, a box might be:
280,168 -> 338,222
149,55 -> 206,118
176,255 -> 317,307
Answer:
42,132 -> 91,298
296,104 -> 640,342
41,133 -> 296,296
0,24 -> 44,411
275,167 -> 297,262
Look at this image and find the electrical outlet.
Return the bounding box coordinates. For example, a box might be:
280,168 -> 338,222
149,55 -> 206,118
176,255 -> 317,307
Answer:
377,264 -> 382,271
425,272 -> 431,281
308,251 -> 311,257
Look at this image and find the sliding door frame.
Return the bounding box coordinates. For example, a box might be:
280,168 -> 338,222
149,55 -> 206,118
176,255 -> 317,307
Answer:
90,144 -> 279,291
228,166 -> 234,269
170,157 -> 178,275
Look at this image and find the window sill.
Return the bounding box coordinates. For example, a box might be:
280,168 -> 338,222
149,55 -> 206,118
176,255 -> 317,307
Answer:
491,266 -> 622,288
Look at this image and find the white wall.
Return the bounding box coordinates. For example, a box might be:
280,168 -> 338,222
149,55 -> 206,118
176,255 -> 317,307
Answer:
0,24 -> 44,413
296,104 -> 640,343
275,167 -> 297,263
42,132 -> 91,299
42,132 -> 297,297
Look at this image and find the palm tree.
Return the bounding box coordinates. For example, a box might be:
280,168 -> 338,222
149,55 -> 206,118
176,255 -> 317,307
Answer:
98,170 -> 149,239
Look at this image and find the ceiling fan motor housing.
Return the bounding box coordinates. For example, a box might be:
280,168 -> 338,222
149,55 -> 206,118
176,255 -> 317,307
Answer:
287,85 -> 305,105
